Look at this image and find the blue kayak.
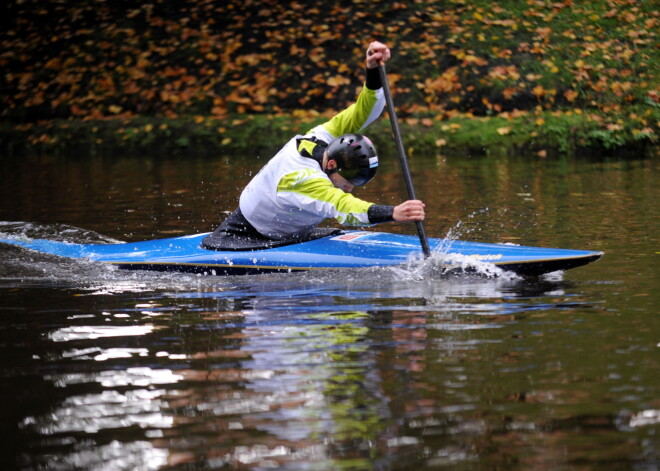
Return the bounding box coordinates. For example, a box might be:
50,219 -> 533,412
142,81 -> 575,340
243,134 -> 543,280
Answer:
0,230 -> 603,277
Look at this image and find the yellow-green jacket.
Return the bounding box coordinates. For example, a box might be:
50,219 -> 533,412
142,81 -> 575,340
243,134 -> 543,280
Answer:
239,78 -> 386,240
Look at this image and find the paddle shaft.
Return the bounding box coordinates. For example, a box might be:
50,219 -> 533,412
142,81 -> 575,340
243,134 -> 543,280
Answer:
378,64 -> 431,257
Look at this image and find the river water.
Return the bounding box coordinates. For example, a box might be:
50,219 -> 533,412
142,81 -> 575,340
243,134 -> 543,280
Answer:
0,146 -> 658,470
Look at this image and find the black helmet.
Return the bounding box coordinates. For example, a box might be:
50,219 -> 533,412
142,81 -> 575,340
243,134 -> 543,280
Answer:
326,134 -> 378,186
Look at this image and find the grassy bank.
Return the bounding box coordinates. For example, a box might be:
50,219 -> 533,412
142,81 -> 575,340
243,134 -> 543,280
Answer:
2,105 -> 657,158
1,0 -> 658,156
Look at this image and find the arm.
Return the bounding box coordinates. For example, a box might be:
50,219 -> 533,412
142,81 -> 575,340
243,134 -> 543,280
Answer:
321,85 -> 384,137
367,200 -> 426,223
304,42 -> 391,141
277,170 -> 425,226
277,171 -> 373,226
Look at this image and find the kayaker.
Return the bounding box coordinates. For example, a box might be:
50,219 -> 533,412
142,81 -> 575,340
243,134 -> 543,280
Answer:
203,41 -> 425,249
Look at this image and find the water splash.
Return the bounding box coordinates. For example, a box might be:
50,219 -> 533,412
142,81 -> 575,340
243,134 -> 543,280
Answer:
387,209 -> 521,281
387,251 -> 520,282
433,208 -> 490,254
0,221 -> 122,244
0,221 -> 209,289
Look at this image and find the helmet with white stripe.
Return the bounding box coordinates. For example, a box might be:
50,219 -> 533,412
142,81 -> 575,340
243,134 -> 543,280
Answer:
326,134 -> 379,186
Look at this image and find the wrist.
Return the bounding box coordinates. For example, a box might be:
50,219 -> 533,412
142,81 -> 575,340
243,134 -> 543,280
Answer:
368,204 -> 394,223
365,67 -> 382,90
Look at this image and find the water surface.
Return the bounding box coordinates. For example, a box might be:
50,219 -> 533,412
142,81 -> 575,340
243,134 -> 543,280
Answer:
0,148 -> 658,469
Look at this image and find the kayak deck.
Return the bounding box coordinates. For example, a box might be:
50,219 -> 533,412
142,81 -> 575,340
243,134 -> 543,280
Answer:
0,230 -> 603,277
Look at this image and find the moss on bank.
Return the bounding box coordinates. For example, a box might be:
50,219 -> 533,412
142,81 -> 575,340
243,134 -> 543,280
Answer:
2,105 -> 657,158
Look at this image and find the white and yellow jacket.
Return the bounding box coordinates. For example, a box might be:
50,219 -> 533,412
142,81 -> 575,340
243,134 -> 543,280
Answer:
239,74 -> 389,240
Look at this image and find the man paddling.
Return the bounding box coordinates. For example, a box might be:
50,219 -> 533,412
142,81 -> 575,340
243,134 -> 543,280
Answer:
203,42 -> 425,249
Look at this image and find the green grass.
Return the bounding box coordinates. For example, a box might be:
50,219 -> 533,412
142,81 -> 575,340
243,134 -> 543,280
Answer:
3,105 -> 656,158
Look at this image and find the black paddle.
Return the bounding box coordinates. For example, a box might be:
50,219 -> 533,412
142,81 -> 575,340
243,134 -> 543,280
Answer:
378,64 -> 431,257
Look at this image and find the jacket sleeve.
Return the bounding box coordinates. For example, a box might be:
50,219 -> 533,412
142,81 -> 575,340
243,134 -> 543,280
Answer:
305,77 -> 386,143
321,86 -> 385,137
277,169 -> 374,226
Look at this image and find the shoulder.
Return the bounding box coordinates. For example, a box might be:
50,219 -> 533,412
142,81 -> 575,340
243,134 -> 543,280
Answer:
278,167 -> 330,191
304,124 -> 334,142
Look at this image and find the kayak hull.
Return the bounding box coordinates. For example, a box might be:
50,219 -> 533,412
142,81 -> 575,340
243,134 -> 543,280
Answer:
0,230 -> 603,277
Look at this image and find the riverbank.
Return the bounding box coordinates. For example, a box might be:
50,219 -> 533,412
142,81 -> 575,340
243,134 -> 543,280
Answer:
2,0 -> 658,159
2,105 -> 657,158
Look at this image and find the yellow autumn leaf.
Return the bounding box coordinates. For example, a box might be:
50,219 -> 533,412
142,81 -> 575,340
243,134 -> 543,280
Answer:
533,85 -> 546,98
497,127 -> 511,135
543,61 -> 559,73
463,54 -> 488,66
326,75 -> 350,87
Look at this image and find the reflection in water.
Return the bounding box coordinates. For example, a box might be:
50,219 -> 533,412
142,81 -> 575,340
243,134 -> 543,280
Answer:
22,389 -> 174,434
49,325 -> 157,342
629,410 -> 660,428
164,308 -> 389,467
18,440 -> 169,471
46,367 -> 184,388
22,273 -> 618,468
6,268 -> 659,469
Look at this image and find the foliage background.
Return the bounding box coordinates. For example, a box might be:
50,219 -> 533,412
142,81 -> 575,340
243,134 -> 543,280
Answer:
1,0 -> 658,156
